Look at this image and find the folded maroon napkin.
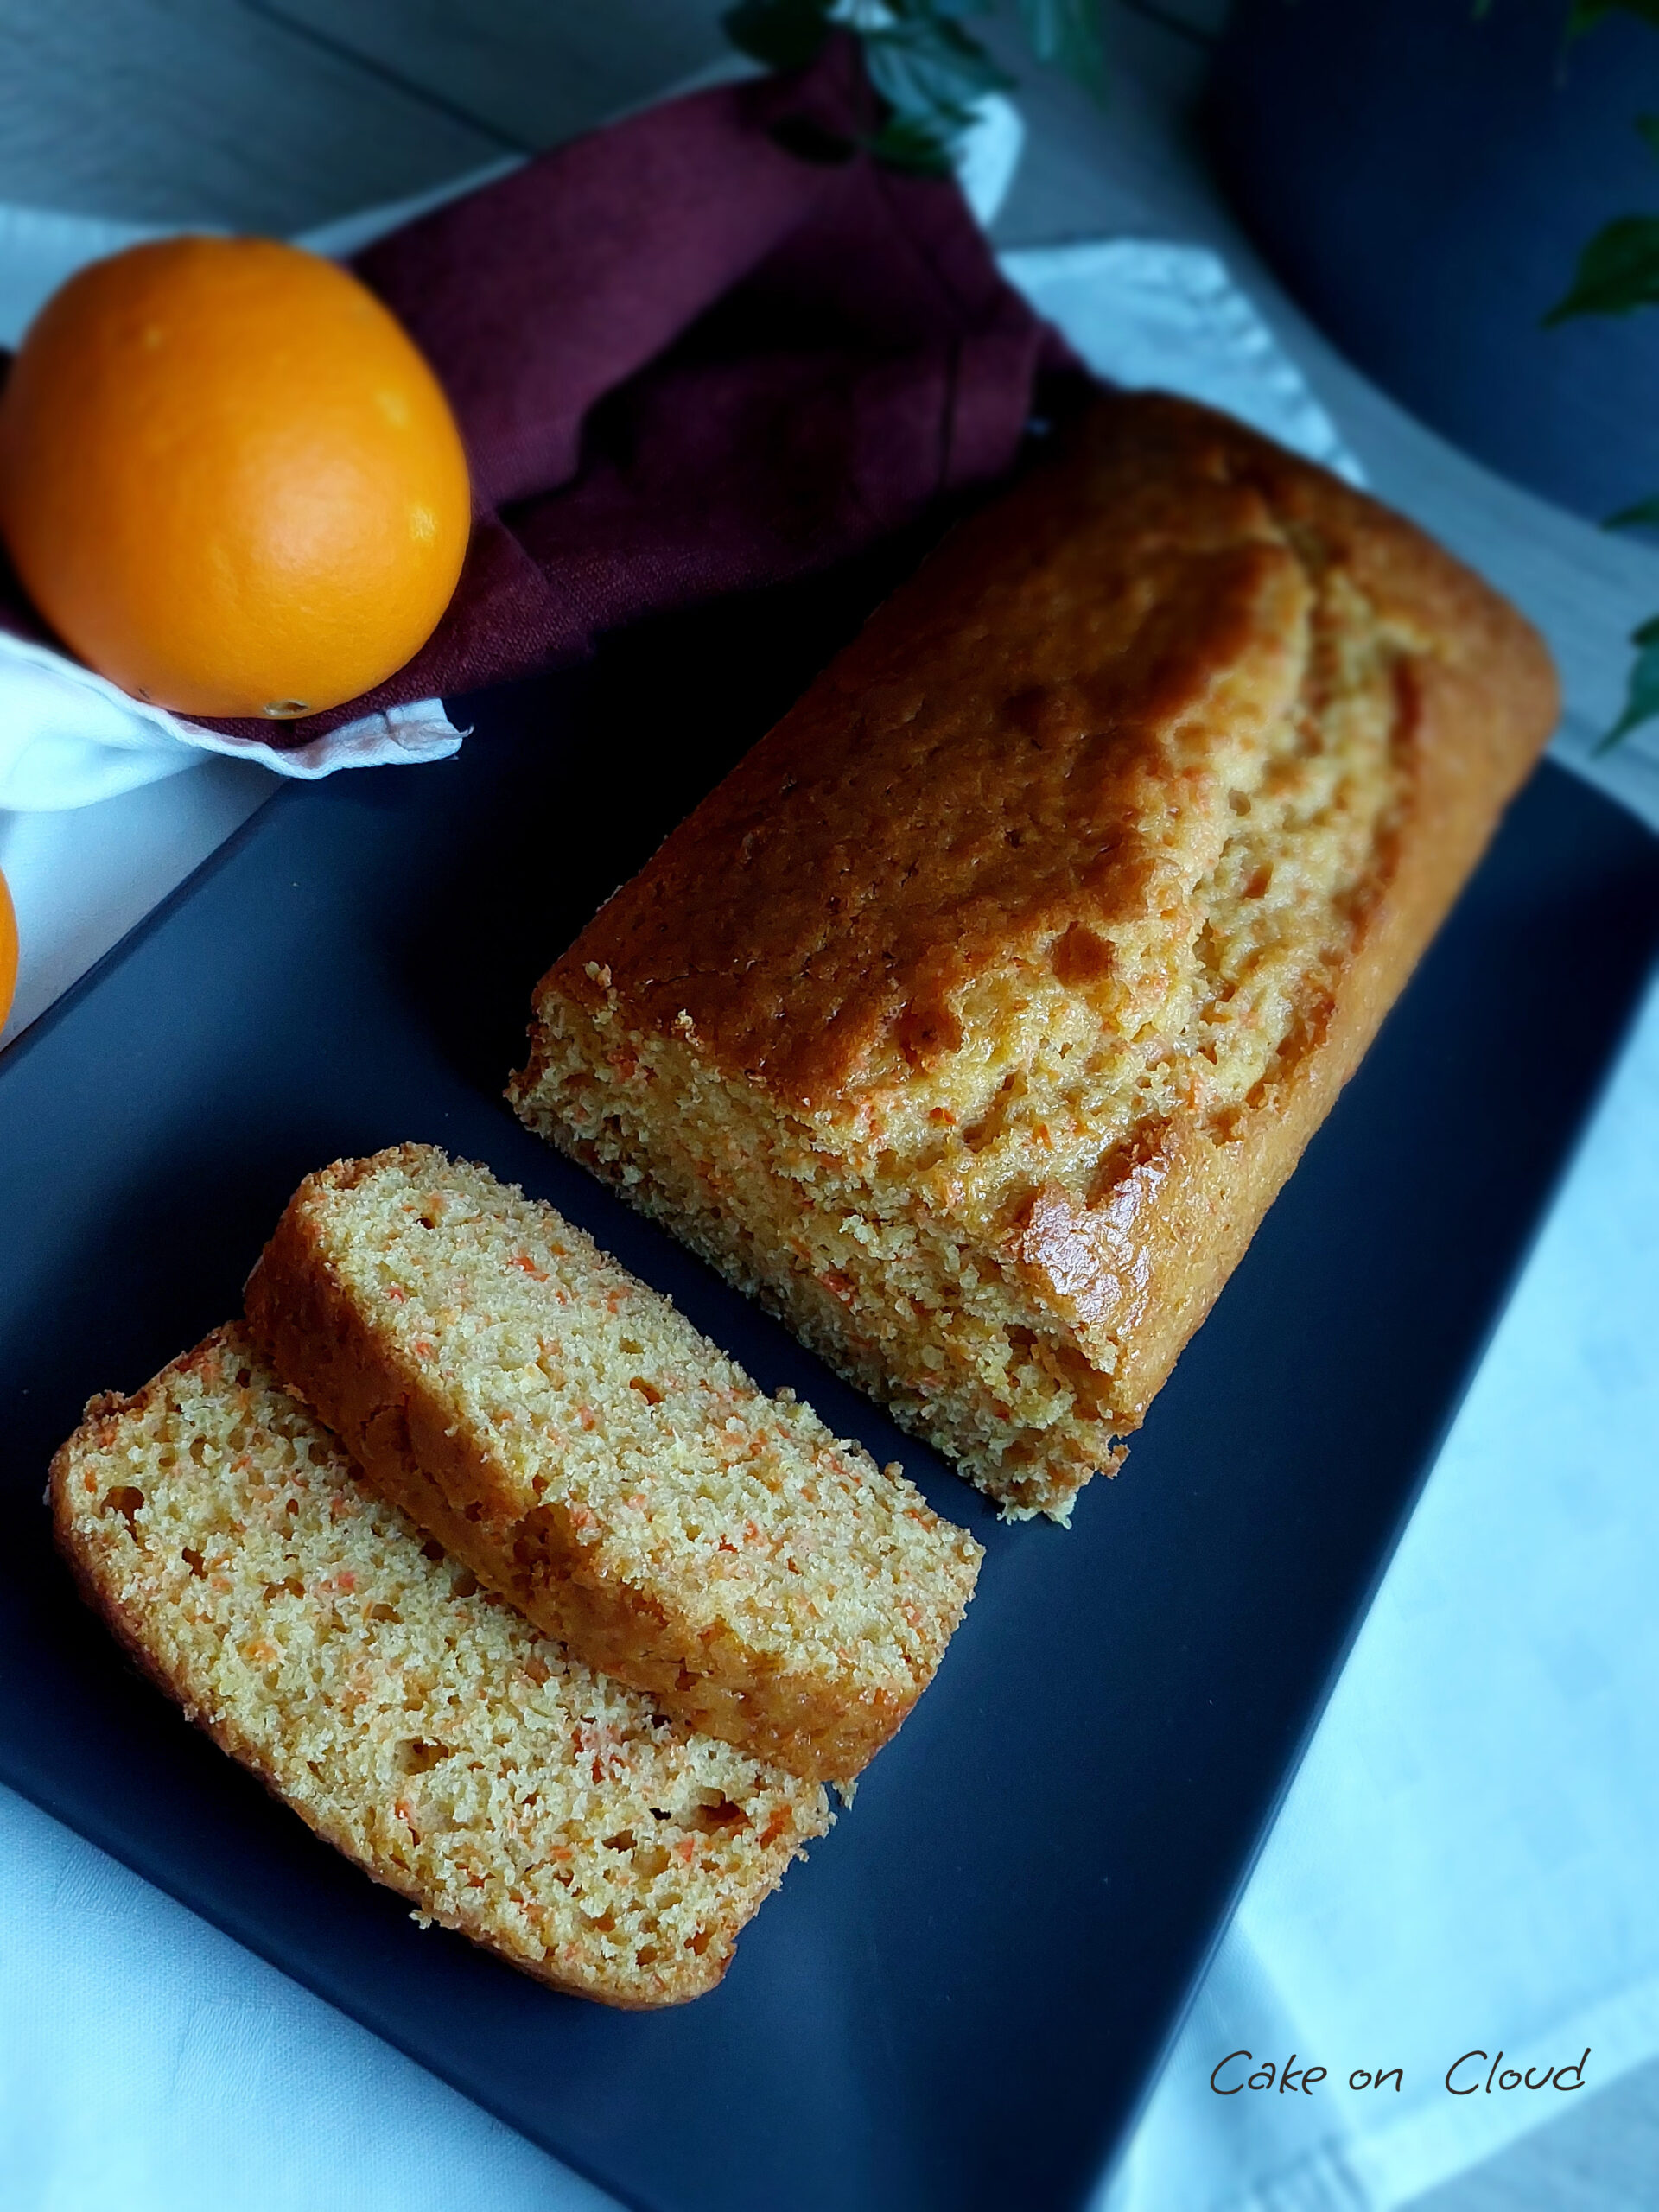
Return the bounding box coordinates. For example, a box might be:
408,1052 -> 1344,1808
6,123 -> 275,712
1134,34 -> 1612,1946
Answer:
0,41 -> 1077,751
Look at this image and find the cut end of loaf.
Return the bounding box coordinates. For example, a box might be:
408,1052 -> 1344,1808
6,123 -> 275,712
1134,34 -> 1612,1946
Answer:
509,395 -> 1560,1520
50,1325 -> 830,2008
511,997 -> 1114,1521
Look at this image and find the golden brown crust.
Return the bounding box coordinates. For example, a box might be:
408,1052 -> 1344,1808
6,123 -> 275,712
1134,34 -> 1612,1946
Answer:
513,393 -> 1560,1510
245,1154 -> 972,1780
542,395 -> 1553,1107
996,404 -> 1558,1423
48,1329 -> 816,2008
49,1340 -> 698,2007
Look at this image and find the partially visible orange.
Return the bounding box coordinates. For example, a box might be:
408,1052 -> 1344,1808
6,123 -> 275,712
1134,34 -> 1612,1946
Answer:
0,866 -> 16,1033
0,236 -> 470,721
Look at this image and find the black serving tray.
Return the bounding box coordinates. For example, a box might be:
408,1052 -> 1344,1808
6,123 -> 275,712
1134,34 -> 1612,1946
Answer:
3,555 -> 1656,2212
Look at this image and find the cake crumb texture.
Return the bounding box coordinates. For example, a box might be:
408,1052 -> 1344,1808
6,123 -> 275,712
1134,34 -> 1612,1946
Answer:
50,1325 -> 830,2008
510,392 -> 1560,1519
245,1147 -> 982,1781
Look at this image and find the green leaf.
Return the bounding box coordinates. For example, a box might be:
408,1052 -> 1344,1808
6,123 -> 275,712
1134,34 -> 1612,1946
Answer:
861,13 -> 1014,122
882,0 -> 995,18
724,0 -> 1109,175
866,107 -> 961,175
1568,0 -> 1659,36
1015,0 -> 1109,99
1544,213 -> 1659,322
1606,490 -> 1659,529
1597,613 -> 1659,750
721,0 -> 836,73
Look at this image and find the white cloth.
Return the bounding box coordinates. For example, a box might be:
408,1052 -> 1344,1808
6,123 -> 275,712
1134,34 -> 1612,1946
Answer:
0,199 -> 484,808
0,93 -> 1022,813
8,975 -> 1659,2212
0,1782 -> 607,2212
0,756 -> 276,1044
0,629 -> 464,810
1096,967 -> 1659,2212
1001,238 -> 1363,486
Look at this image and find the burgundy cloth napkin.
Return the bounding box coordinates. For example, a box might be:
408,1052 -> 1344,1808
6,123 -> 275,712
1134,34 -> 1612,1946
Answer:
0,42 -> 1077,751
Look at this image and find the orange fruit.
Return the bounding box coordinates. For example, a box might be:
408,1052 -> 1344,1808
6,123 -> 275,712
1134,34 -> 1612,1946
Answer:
0,866 -> 16,1033
0,236 -> 470,721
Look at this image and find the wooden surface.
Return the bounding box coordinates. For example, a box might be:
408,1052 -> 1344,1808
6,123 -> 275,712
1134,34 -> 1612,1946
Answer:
5,0 -> 1654,823
0,0 -> 731,225
1,2 -> 1653,2204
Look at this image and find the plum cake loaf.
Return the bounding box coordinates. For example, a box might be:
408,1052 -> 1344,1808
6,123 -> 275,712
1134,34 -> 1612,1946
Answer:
508,392 -> 1559,1521
51,1326 -> 830,2008
245,1146 -> 981,1783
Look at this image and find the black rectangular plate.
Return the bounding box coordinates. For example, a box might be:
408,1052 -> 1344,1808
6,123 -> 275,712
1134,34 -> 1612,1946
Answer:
3,556 -> 1656,2212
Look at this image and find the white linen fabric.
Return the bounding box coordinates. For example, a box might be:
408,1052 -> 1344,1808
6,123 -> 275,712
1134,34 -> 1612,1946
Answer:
0,755 -> 276,1043
1000,238 -> 1363,486
0,1782 -> 609,2212
0,628 -> 463,810
0,93 -> 1022,813
1097,969 -> 1659,2212
7,969 -> 1657,2212
0,200 -> 478,810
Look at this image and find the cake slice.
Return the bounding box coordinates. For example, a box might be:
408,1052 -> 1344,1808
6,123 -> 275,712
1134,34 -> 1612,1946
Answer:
507,391 -> 1559,1521
244,1146 -> 982,1783
50,1325 -> 830,2008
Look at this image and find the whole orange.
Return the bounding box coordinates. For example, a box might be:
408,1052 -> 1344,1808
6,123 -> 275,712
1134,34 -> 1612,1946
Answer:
0,866 -> 16,1033
0,236 -> 471,721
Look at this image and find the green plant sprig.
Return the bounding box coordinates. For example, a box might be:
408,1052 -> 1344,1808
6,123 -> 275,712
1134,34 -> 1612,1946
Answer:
1565,0 -> 1659,35
1540,11 -> 1659,747
722,0 -> 1107,176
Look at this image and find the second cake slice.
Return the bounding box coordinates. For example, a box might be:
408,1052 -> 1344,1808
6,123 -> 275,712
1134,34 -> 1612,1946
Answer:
245,1144 -> 981,1782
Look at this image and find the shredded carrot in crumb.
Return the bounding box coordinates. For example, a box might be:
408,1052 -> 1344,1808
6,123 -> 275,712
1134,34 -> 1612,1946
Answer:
510,1255 -> 547,1281
759,1809 -> 792,1847
675,1834 -> 697,1863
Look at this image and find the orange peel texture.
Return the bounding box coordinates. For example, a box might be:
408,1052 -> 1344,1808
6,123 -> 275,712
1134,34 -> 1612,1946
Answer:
0,236 -> 471,721
0,866 -> 17,1033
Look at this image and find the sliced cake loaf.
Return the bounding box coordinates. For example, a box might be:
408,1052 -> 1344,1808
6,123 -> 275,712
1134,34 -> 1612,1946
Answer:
508,391 -> 1559,1521
50,1325 -> 830,2008
244,1146 -> 982,1783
